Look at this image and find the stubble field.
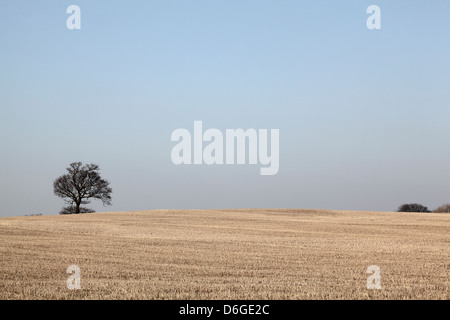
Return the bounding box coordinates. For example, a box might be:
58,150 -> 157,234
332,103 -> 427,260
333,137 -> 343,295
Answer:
0,209 -> 448,300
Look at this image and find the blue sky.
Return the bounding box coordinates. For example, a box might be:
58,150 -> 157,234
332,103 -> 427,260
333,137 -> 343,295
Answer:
1,1 -> 449,216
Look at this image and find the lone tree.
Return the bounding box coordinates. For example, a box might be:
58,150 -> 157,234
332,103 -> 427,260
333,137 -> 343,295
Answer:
54,162 -> 112,214
397,203 -> 431,213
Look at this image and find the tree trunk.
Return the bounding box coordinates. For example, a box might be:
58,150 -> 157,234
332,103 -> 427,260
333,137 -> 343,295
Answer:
75,202 -> 81,214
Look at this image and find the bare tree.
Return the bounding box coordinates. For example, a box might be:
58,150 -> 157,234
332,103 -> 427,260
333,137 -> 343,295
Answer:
432,204 -> 450,213
54,162 -> 112,214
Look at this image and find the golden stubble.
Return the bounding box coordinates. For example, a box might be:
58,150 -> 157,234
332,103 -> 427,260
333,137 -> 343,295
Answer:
0,209 -> 448,300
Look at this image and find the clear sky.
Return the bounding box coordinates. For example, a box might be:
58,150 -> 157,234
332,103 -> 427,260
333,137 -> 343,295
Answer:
1,1 -> 449,217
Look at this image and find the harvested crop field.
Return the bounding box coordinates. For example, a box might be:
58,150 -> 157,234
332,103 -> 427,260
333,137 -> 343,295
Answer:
0,209 -> 448,300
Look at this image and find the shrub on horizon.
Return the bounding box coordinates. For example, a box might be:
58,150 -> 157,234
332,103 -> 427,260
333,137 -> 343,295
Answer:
397,203 -> 431,213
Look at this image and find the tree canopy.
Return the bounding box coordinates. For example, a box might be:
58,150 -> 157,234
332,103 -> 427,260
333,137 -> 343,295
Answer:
54,162 -> 112,214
